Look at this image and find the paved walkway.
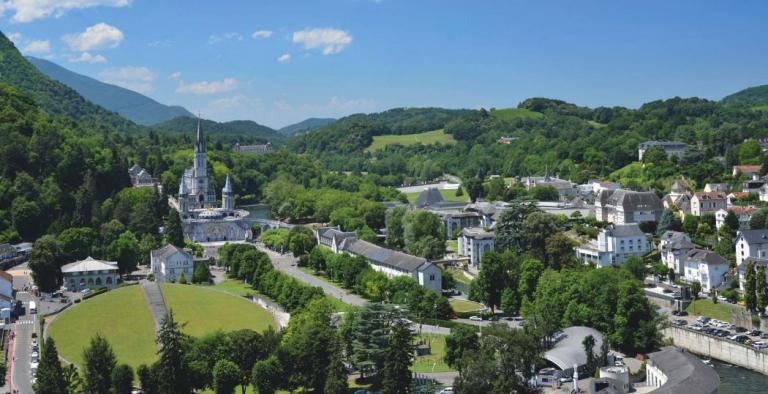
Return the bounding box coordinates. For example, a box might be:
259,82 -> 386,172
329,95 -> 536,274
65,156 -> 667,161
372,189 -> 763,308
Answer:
142,281 -> 168,331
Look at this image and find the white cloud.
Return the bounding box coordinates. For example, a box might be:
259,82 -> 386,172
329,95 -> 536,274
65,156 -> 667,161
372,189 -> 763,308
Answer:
176,78 -> 239,95
0,0 -> 130,23
292,27 -> 352,55
68,52 -> 107,63
208,32 -> 243,45
209,94 -> 262,110
63,22 -> 124,51
99,66 -> 155,93
276,53 -> 291,63
22,39 -> 51,54
147,39 -> 171,48
251,30 -> 273,39
168,71 -> 182,80
7,32 -> 23,45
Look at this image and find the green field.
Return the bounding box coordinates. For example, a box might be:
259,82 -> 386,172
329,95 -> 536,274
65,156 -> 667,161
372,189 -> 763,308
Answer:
412,334 -> 453,373
489,108 -> 543,121
449,299 -> 485,313
365,129 -> 456,152
215,279 -> 257,297
405,188 -> 468,203
753,104 -> 768,112
686,299 -> 739,322
161,284 -> 275,337
49,285 -> 158,371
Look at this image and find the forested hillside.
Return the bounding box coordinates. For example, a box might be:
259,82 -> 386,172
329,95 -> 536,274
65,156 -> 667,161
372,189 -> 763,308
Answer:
278,117 -> 336,135
0,32 -> 141,133
28,56 -> 193,125
722,85 -> 768,108
152,116 -> 285,145
290,96 -> 768,191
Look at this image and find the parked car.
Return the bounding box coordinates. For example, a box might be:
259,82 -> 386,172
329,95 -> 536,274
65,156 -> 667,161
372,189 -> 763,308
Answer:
469,316 -> 483,322
753,341 -> 768,350
437,388 -> 455,394
750,330 -> 763,337
735,326 -> 748,333
697,316 -> 711,324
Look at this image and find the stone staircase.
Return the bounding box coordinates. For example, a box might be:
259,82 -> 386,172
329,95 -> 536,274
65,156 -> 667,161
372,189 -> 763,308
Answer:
142,281 -> 169,332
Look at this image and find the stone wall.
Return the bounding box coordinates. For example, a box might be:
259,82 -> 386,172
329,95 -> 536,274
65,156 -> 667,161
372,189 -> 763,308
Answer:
664,326 -> 768,375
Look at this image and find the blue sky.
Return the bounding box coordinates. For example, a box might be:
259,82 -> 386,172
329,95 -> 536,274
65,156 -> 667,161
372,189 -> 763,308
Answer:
2,0 -> 767,128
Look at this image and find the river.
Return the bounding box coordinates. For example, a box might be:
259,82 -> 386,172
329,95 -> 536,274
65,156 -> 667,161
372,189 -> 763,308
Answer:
713,360 -> 768,393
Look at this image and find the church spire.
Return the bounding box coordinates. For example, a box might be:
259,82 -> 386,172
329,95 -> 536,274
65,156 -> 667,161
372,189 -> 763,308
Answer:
195,113 -> 205,153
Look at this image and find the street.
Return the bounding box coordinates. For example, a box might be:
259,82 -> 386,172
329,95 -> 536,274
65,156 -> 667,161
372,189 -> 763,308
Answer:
10,291 -> 37,394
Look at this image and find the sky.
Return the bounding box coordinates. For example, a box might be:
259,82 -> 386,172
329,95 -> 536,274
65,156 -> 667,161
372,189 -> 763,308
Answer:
1,0 -> 767,129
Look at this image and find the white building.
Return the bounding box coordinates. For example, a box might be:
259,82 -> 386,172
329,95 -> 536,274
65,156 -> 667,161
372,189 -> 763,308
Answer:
735,229 -> 768,291
682,249 -> 729,293
690,192 -> 727,217
637,141 -> 688,161
575,224 -> 650,267
715,207 -> 756,230
457,227 -> 494,268
595,189 -> 663,224
0,271 -> 13,311
150,244 -> 194,283
316,226 -> 358,253
660,235 -> 695,275
520,175 -> 576,200
61,257 -> 120,292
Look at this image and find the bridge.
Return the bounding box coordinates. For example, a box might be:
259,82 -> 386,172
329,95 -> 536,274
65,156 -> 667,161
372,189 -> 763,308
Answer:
245,218 -> 294,235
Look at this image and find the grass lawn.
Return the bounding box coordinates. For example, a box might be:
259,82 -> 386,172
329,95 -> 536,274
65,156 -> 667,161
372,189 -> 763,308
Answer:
489,108 -> 543,121
686,299 -> 739,322
448,268 -> 472,285
297,267 -> 359,313
49,285 -> 157,371
446,240 -> 458,253
405,187 -> 468,204
753,104 -> 768,112
365,129 -> 456,152
161,284 -> 275,337
215,278 -> 257,297
412,334 -> 453,373
449,299 -> 485,313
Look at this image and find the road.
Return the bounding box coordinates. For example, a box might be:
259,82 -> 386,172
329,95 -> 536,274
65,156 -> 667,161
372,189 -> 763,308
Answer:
11,291 -> 37,394
254,243 -> 451,335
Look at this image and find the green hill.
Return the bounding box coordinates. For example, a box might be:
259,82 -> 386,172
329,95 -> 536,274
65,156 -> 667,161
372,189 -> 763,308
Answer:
0,31 -> 141,132
489,107 -> 544,121
278,117 -> 336,135
722,84 -> 768,107
365,129 -> 456,152
28,56 -> 193,126
152,116 -> 285,145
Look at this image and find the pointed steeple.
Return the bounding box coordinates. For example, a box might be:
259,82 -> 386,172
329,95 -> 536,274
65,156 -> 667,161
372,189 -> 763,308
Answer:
223,174 -> 232,193
194,113 -> 205,153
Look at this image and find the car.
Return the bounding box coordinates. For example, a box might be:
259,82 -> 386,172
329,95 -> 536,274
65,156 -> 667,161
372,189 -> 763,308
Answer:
697,316 -> 711,324
751,330 -> 763,337
81,288 -> 92,295
735,326 -> 748,333
753,341 -> 768,350
437,388 -> 455,394
761,332 -> 768,339
469,316 -> 483,322
675,319 -> 688,326
671,310 -> 681,316
717,295 -> 728,302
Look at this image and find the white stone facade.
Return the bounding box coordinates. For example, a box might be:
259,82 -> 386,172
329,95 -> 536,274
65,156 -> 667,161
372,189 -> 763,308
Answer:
457,227 -> 494,268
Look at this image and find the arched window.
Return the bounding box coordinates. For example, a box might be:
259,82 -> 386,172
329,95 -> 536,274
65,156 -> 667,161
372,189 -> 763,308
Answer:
106,277 -> 113,285
95,277 -> 102,285
87,278 -> 94,285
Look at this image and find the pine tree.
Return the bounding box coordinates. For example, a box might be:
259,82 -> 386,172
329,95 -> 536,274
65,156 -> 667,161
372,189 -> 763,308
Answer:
380,321 -> 414,394
137,364 -> 158,394
63,364 -> 82,394
111,364 -> 134,394
165,209 -> 184,247
192,261 -> 212,284
156,310 -> 191,394
746,262 -> 757,312
34,337 -> 67,394
757,265 -> 768,313
324,337 -> 349,394
82,334 -> 117,394
178,271 -> 187,284
656,209 -> 675,236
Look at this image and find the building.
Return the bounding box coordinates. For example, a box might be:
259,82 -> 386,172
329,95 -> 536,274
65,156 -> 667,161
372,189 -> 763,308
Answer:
759,184 -> 768,202
543,326 -> 604,376
733,165 -> 762,177
457,227 -> 494,268
715,207 -> 756,230
61,257 -> 120,292
427,209 -> 481,239
233,142 -> 274,154
742,178 -> 765,194
575,224 -> 650,267
637,141 -> 688,161
0,243 -> 21,269
128,164 -> 155,187
660,236 -> 695,275
412,188 -> 466,210
682,249 -> 728,293
0,271 -> 13,311
658,230 -> 690,250
645,347 -> 719,394
521,175 -> 576,200
150,244 -> 194,283
316,226 -> 358,253
735,229 -> 768,291
727,191 -> 751,206
497,136 -> 517,144
690,192 -> 727,217
595,189 -> 663,224
704,183 -> 730,193
176,121 -> 251,242
464,201 -> 510,227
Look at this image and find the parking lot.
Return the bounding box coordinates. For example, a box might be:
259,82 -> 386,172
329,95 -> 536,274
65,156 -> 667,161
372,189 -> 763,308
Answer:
669,314 -> 768,352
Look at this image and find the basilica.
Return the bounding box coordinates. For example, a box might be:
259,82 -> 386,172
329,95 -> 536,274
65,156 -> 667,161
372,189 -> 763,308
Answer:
176,121 -> 251,242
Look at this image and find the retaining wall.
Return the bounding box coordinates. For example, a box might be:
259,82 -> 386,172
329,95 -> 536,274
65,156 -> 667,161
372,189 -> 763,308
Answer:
665,326 -> 768,375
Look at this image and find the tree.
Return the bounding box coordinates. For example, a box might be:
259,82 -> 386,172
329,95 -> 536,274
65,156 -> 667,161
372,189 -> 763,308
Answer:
82,334 -> 116,394
29,234 -> 63,293
223,329 -> 269,394
252,356 -> 283,394
164,209 -> 184,247
385,206 -> 407,248
494,200 -> 539,252
381,320 -> 414,394
656,209 -> 675,236
308,247 -> 327,273
192,261 -> 212,284
288,232 -> 315,258
324,337 -> 349,394
750,208 -> 768,229
469,252 -> 517,312
544,231 -> 576,269
745,261 -> 757,312
402,210 -> 446,259
156,310 -> 191,394
111,364 -> 134,394
484,178 -> 507,201
444,324 -> 479,374
690,281 -> 701,300
757,265 -> 768,314
34,337 -> 67,394
137,364 -> 158,394
108,230 -> 139,275
213,360 -> 241,394
621,256 -> 647,281
138,233 -> 158,266
612,280 -> 661,353
724,210 -> 740,232
583,335 -> 596,377
465,177 -> 484,202
668,268 -> 676,283
739,139 -> 762,164
63,364 -> 82,394
177,272 -> 187,284
682,214 -> 699,236
455,185 -> 464,197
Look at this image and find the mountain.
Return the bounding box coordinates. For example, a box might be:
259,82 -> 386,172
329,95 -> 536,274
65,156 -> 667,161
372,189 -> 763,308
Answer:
152,116 -> 285,145
27,56 -> 193,126
278,117 -> 336,135
0,31 -> 140,132
721,85 -> 768,107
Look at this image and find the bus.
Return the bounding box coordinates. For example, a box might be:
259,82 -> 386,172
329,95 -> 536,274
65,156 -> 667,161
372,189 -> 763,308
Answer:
29,301 -> 36,314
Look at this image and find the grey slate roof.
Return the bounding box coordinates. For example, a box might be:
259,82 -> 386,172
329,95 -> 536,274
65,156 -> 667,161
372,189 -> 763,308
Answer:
461,227 -> 494,240
666,238 -> 695,251
737,229 -> 768,245
598,189 -> 663,212
344,239 -> 428,272
317,227 -> 358,247
638,140 -> 688,149
151,244 -> 192,261
686,249 -> 727,266
604,223 -> 645,238
61,257 -> 118,273
647,347 -> 719,394
414,188 -> 445,208
544,326 -> 604,371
